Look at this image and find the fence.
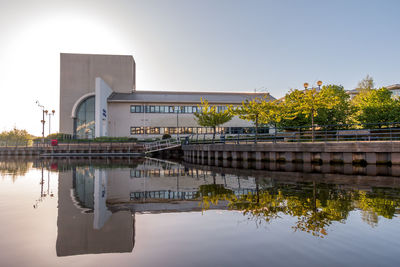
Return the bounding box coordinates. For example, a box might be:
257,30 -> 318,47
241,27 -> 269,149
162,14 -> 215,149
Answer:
187,121 -> 400,144
3,122 -> 400,148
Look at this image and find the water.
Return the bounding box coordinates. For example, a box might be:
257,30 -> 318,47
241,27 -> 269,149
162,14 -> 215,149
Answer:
1,157 -> 400,267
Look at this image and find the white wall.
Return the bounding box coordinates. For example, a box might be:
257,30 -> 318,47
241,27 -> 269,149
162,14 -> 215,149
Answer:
107,102 -> 256,137
95,77 -> 113,137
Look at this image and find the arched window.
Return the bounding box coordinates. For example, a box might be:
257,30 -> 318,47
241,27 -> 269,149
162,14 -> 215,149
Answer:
74,96 -> 95,139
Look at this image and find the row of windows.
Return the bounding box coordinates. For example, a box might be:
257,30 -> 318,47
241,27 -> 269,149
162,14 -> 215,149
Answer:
130,191 -> 198,200
130,105 -> 228,114
130,127 -> 270,135
130,168 -> 187,178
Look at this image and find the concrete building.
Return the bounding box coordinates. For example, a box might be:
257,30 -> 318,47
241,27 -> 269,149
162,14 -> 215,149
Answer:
60,53 -> 274,139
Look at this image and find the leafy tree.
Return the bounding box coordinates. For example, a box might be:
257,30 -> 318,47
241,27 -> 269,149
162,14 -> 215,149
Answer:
276,90 -> 309,128
259,100 -> 284,143
230,96 -> 272,143
356,74 -> 375,91
315,85 -> 351,127
351,87 -> 400,127
278,88 -> 340,141
0,128 -> 34,146
194,98 -> 233,140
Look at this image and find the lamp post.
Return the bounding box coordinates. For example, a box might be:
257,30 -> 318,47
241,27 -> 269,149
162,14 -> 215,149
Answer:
303,81 -> 323,142
36,101 -> 46,144
48,110 -> 55,135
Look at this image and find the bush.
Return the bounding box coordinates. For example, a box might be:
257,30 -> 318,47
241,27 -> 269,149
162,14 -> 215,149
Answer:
162,134 -> 171,139
47,133 -> 72,141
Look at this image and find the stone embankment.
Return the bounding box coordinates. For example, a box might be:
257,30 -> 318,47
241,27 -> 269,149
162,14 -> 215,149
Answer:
182,142 -> 400,165
0,143 -> 145,157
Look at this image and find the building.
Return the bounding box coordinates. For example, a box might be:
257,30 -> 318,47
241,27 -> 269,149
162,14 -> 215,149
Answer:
387,84 -> 400,97
60,53 -> 274,139
346,84 -> 400,99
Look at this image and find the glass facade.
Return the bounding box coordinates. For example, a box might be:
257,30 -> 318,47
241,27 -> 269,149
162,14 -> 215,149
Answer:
74,96 -> 95,139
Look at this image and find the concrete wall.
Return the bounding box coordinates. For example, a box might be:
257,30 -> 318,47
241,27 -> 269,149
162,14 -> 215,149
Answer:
107,102 -> 255,137
183,142 -> 400,165
60,53 -> 135,134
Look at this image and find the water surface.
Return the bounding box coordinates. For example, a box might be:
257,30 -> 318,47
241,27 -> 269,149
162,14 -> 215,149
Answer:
0,157 -> 400,267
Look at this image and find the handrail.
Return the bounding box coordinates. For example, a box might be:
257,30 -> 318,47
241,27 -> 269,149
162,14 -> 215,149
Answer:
185,125 -> 400,145
143,137 -> 183,153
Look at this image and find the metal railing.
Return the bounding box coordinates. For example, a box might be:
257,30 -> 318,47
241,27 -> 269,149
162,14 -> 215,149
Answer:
144,138 -> 182,153
186,122 -> 400,145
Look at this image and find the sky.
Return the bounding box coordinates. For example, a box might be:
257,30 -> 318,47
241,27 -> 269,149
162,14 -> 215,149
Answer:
0,0 -> 399,136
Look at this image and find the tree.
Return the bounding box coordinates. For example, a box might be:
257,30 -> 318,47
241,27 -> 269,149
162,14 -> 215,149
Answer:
0,128 -> 34,146
194,98 -> 233,140
259,100 -> 283,143
278,88 -> 340,141
276,90 -> 309,128
230,96 -> 271,143
351,87 -> 400,127
315,85 -> 351,127
356,75 -> 375,91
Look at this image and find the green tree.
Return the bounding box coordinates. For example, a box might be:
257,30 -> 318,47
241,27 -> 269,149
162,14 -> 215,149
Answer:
259,100 -> 284,143
231,96 -> 271,143
278,88 -> 340,141
351,87 -> 400,127
315,85 -> 351,127
194,98 -> 233,140
0,128 -> 34,146
276,90 -> 309,128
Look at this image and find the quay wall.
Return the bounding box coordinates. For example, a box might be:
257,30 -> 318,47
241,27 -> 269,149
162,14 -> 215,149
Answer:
0,143 -> 145,157
182,142 -> 400,165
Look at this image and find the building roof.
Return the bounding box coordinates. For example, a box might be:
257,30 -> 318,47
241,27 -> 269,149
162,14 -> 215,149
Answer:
387,84 -> 400,90
346,89 -> 359,95
108,90 -> 275,104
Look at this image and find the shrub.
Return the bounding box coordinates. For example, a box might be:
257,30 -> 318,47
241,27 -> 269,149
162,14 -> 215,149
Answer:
162,134 -> 171,139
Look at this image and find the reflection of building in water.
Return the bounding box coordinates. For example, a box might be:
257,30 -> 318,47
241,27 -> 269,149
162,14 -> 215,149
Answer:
56,168 -> 134,257
56,158 -> 258,256
107,158 -> 258,203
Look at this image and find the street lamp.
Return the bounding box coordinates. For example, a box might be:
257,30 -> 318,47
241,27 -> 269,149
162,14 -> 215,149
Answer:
36,101 -> 46,143
317,80 -> 323,90
47,110 -> 55,135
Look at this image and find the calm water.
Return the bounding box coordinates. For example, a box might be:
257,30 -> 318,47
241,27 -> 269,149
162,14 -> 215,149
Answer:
1,157 -> 400,267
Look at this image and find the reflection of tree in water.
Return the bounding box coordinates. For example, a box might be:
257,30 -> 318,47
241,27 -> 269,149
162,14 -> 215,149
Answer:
196,184 -> 234,211
0,160 -> 32,182
199,181 -> 400,238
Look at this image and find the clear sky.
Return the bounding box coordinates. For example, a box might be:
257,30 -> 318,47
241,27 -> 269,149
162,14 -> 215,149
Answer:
0,0 -> 399,136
